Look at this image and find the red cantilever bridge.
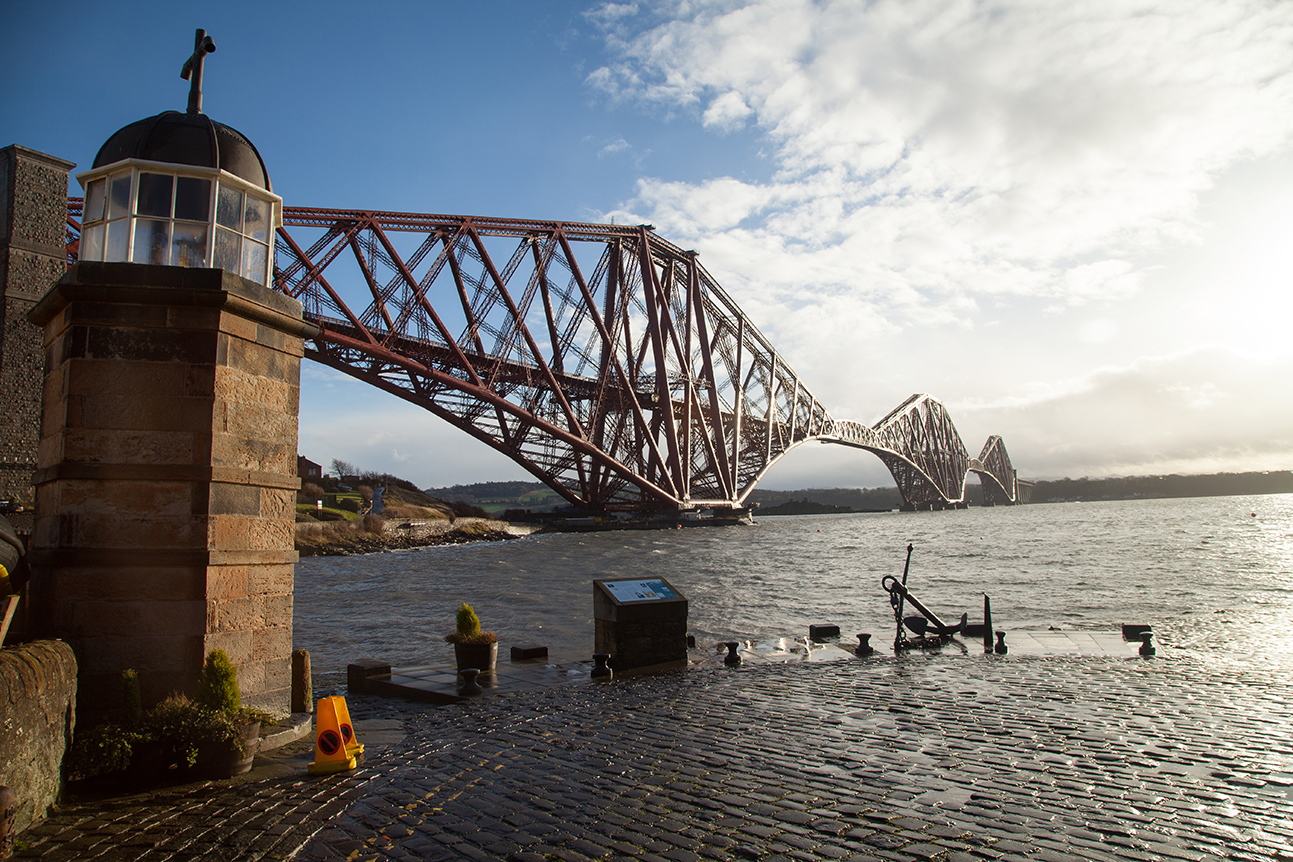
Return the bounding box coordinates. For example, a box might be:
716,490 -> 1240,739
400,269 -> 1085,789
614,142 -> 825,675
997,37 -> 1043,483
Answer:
69,202 -> 1027,514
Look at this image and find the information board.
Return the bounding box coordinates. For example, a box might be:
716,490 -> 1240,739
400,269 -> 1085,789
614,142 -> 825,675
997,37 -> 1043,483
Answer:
601,579 -> 680,603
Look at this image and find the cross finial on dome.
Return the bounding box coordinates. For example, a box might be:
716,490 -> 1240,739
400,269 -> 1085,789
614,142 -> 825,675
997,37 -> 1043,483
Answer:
180,29 -> 217,115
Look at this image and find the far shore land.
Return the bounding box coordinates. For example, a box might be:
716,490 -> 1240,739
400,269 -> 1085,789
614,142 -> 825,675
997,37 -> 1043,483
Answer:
292,467 -> 1293,556
295,517 -> 537,557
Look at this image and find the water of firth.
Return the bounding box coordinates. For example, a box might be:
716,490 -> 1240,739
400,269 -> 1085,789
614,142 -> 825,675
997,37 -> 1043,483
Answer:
294,493 -> 1293,674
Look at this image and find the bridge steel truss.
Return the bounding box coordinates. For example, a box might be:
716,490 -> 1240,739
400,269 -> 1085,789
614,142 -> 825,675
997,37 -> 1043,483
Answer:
823,395 -> 1016,509
64,200 -> 1023,513
272,209 -> 837,513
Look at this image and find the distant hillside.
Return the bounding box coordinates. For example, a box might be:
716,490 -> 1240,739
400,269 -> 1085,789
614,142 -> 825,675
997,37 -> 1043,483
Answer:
1030,470 -> 1293,502
758,499 -> 863,516
417,470 -> 1293,515
746,486 -> 909,510
424,481 -> 563,515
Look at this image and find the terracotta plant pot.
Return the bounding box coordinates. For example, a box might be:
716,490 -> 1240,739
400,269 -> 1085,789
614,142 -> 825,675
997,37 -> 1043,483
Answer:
454,642 -> 498,674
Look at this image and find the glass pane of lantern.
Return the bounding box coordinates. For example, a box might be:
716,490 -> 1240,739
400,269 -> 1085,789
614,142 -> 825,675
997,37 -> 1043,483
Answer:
85,178 -> 106,223
137,173 -> 173,218
108,174 -> 132,220
105,218 -> 129,261
175,176 -> 211,222
243,196 -> 269,242
214,226 -> 241,273
241,238 -> 267,283
216,184 -> 243,230
132,219 -> 171,265
171,222 -> 208,267
82,223 -> 104,261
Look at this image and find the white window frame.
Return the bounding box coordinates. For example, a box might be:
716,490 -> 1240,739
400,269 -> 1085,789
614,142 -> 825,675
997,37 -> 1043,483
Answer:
77,158 -> 283,287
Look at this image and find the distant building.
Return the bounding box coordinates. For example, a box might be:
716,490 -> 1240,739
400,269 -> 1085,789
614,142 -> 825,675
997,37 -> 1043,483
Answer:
297,455 -> 322,480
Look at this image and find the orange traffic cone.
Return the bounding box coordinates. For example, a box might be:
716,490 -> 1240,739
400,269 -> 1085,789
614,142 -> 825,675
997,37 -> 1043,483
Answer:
329,695 -> 364,759
307,696 -> 357,774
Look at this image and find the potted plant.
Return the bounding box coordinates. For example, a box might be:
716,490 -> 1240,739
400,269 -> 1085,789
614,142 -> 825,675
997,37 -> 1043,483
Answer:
189,649 -> 267,778
444,602 -> 498,674
67,652 -> 271,787
147,692 -> 247,779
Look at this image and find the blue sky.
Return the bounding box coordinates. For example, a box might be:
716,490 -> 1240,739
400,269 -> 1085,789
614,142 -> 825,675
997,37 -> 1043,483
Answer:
6,1 -> 1293,491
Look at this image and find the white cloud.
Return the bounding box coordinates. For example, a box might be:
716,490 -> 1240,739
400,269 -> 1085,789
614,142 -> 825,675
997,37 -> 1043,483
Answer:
588,0 -> 1293,320
956,346 -> 1293,479
702,90 -> 753,131
599,137 -> 631,157
585,0 -> 1293,484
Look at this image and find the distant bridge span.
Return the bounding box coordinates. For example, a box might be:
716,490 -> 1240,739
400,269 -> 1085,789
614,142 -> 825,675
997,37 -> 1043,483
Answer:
67,201 -> 1025,512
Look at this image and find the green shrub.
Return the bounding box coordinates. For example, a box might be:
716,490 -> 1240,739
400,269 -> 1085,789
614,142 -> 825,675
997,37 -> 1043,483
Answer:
445,602 -> 497,645
148,693 -> 242,767
456,602 -> 480,637
67,722 -> 147,780
121,668 -> 142,727
195,649 -> 241,715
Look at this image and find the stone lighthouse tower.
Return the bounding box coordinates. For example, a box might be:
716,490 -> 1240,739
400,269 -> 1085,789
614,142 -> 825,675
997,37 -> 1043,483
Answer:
27,31 -> 314,711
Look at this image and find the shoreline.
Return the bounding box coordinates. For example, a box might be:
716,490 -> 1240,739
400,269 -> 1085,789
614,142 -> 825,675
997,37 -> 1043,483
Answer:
295,517 -> 539,557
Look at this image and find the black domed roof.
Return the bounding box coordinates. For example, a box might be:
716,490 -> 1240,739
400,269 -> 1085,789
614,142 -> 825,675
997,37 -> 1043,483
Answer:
93,110 -> 271,191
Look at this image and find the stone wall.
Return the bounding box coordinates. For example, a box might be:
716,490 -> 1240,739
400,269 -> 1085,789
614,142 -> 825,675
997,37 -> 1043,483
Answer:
0,640 -> 76,836
0,146 -> 74,507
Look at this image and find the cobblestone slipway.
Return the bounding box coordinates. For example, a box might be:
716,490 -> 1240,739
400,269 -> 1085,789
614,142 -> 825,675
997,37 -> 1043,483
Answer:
16,650 -> 1293,861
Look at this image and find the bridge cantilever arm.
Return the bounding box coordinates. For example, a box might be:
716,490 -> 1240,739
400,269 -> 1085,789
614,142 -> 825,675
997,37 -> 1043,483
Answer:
556,233 -> 675,495
318,327 -> 683,507
277,225 -> 379,347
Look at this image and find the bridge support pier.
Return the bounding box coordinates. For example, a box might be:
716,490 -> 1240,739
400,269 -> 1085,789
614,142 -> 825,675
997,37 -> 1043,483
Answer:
27,262 -> 315,712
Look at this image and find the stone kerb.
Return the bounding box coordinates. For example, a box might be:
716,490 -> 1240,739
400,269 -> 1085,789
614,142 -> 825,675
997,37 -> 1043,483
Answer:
27,262 -> 316,712
0,639 -> 76,837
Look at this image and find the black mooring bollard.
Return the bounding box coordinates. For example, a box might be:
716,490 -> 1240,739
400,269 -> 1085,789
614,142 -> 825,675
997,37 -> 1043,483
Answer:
1139,631 -> 1156,656
724,642 -> 741,666
983,595 -> 994,653
592,653 -> 613,678
458,668 -> 484,696
855,633 -> 874,656
994,631 -> 1008,655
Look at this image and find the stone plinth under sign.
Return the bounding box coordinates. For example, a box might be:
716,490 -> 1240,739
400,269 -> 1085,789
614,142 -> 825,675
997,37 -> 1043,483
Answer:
27,262 -> 317,712
593,577 -> 688,673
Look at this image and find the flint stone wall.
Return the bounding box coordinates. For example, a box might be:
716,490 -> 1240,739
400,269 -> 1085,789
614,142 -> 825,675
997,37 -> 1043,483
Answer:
0,146 -> 74,506
0,640 -> 76,837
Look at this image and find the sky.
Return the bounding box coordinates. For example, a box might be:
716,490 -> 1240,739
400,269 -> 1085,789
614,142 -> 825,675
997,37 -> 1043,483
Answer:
4,0 -> 1292,492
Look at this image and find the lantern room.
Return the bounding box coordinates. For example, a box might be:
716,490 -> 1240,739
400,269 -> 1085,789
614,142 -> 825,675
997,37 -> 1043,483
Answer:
74,30 -> 281,287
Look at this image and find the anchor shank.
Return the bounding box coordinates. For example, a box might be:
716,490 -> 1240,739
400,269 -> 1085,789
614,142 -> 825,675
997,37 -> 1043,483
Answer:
886,580 -> 950,631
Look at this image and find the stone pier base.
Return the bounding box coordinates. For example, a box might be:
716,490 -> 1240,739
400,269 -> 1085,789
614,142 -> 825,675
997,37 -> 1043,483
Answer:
27,262 -> 316,712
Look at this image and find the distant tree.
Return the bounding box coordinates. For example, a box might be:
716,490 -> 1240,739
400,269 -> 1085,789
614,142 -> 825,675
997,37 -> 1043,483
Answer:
330,458 -> 359,477
450,501 -> 491,519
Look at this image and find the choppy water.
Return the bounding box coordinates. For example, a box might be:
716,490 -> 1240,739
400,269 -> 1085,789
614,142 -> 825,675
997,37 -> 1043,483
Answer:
294,494 -> 1293,673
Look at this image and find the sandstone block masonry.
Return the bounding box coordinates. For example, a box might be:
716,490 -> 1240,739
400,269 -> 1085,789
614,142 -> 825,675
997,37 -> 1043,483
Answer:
26,262 -> 317,713
0,146 -> 75,509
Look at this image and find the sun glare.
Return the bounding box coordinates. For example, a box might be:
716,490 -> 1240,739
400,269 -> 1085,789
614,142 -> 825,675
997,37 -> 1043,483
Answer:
1196,199 -> 1293,358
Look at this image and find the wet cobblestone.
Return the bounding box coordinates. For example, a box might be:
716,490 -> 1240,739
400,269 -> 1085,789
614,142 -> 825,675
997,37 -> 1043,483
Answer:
16,651 -> 1293,860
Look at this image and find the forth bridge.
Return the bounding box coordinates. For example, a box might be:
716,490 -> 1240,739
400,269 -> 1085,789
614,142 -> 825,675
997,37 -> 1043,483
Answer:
67,202 -> 1029,516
